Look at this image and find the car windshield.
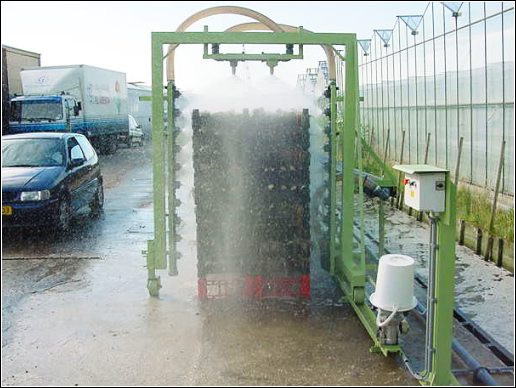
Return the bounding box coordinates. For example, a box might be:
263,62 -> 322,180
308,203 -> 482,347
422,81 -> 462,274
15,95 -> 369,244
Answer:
10,100 -> 63,121
2,138 -> 66,167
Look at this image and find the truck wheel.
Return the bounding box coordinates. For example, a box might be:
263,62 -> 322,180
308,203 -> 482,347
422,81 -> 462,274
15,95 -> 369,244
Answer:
104,135 -> 118,155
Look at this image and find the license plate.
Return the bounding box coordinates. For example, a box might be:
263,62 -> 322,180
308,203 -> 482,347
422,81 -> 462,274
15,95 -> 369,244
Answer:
2,206 -> 12,215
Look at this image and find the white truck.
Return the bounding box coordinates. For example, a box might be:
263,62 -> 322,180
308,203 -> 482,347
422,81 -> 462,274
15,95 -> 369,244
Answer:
9,65 -> 128,154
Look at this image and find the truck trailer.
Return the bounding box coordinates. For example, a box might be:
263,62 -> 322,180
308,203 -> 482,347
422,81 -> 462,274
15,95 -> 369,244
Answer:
2,45 -> 41,135
9,65 -> 128,154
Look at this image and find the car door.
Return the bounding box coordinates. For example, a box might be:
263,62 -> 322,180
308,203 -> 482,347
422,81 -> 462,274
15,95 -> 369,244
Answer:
75,135 -> 100,204
66,136 -> 89,211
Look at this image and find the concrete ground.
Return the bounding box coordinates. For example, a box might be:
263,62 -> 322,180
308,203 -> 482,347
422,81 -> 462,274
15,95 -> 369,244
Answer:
2,145 -> 416,386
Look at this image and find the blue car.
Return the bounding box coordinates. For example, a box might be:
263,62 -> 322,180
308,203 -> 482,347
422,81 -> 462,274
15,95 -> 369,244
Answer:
2,132 -> 104,230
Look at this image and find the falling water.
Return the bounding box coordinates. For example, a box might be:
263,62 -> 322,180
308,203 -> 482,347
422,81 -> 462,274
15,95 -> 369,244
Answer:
174,74 -> 330,299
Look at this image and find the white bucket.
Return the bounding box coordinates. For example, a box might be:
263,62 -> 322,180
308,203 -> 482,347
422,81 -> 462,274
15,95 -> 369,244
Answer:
370,254 -> 417,312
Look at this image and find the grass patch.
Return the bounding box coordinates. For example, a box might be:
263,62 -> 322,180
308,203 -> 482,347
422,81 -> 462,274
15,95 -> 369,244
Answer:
454,188 -> 513,243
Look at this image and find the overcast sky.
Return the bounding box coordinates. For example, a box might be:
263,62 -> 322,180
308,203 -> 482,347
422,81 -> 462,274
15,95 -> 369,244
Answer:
2,1 -> 431,92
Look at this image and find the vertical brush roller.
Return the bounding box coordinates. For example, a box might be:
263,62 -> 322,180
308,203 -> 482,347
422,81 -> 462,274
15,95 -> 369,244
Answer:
192,109 -> 311,297
170,84 -> 184,269
310,84 -> 332,272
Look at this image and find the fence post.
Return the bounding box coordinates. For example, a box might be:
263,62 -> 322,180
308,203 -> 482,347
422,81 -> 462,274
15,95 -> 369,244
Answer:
396,130 -> 406,210
496,238 -> 504,268
454,137 -> 464,186
475,228 -> 483,256
483,140 -> 505,262
417,132 -> 432,222
458,219 -> 466,246
485,236 -> 494,262
488,140 -> 506,229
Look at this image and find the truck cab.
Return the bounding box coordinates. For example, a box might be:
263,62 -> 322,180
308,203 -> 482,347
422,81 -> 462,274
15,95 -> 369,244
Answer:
9,94 -> 81,133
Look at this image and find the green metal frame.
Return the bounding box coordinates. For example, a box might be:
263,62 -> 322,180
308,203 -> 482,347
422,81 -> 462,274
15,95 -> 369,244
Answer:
147,30 -> 361,302
428,172 -> 458,386
146,28 -> 458,386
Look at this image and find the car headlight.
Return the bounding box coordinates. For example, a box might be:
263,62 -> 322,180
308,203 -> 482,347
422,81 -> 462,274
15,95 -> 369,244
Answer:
20,190 -> 51,201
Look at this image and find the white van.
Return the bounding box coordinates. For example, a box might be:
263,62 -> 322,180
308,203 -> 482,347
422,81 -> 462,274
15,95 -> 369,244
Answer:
119,115 -> 144,147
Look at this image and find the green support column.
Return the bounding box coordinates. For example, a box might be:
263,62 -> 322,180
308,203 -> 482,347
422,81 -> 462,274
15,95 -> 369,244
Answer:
151,35 -> 167,270
339,38 -> 365,301
429,175 -> 458,386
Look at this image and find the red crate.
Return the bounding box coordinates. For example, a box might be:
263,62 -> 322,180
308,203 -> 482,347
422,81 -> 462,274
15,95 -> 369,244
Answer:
198,274 -> 310,300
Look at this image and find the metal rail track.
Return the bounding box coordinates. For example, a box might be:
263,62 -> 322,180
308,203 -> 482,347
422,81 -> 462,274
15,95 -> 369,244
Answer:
353,221 -> 514,384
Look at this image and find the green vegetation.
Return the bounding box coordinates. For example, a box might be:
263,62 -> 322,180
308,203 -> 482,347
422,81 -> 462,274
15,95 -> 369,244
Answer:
457,187 -> 514,243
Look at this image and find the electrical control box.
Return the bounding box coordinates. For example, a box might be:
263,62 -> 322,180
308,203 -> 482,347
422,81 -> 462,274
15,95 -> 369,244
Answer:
393,165 -> 448,213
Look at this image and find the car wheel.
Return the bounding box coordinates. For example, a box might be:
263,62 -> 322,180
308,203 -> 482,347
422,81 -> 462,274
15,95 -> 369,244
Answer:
90,183 -> 104,217
56,196 -> 71,231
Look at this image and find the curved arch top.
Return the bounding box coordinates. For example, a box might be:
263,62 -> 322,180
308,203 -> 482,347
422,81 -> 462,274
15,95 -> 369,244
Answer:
166,6 -> 284,81
166,6 -> 338,82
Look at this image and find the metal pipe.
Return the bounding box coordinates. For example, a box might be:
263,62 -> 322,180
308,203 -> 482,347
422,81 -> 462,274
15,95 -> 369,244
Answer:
452,340 -> 499,386
224,23 -> 337,81
407,214 -> 438,381
351,170 -> 393,201
356,224 -> 512,383
453,366 -> 514,376
443,5 -> 449,169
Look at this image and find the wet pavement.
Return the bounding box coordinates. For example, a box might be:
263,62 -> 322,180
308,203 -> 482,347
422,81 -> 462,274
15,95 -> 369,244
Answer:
2,145 -> 416,386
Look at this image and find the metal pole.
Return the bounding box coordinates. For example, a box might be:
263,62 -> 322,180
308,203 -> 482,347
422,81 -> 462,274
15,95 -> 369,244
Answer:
370,45 -> 375,147
379,199 -> 385,258
386,39 -> 391,161
398,20 -> 404,163
151,37 -> 166,270
392,32 -> 398,164
501,2 -> 506,194
469,3 -> 474,185
455,14 -> 460,163
405,24 -> 411,164
375,36 -> 381,152
414,32 -> 419,164
430,175 -> 457,385
432,3 -> 438,166
423,7 -> 428,157
380,41 -> 385,154
443,5 -> 449,169
379,129 -> 390,256
341,40 -> 361,294
484,3 -> 489,187
417,132 -> 432,221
